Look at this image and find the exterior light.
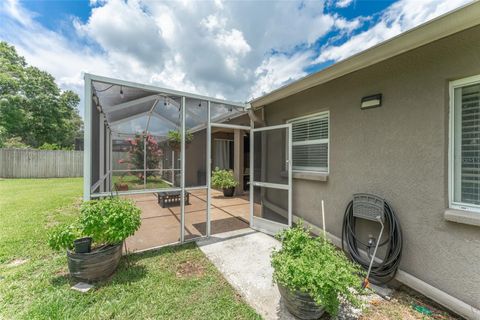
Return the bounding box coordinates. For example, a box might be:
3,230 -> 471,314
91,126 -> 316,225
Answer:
361,94 -> 382,110
120,86 -> 124,99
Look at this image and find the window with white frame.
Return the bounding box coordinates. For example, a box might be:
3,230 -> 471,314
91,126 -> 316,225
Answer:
288,111 -> 329,173
451,76 -> 480,211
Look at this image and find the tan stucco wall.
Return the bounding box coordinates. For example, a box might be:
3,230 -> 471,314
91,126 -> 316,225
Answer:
262,26 -> 480,309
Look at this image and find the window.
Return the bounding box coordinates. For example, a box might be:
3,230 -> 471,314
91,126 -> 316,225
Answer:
288,111 -> 329,173
450,75 -> 480,212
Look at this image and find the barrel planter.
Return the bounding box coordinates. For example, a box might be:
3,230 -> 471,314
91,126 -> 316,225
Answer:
278,283 -> 325,320
67,243 -> 122,282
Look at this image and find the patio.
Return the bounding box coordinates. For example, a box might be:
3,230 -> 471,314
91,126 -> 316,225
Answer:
125,189 -> 251,252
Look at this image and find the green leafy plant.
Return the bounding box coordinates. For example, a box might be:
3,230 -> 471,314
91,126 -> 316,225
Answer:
47,224 -> 80,251
271,222 -> 364,316
79,198 -> 141,245
167,130 -> 193,150
47,198 -> 141,251
211,167 -> 238,189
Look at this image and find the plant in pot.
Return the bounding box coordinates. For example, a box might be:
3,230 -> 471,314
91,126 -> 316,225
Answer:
167,129 -> 193,151
211,167 -> 238,197
271,222 -> 364,319
48,198 -> 141,282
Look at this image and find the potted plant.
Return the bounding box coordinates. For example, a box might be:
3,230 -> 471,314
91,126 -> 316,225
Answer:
48,198 -> 141,282
271,222 -> 364,319
167,130 -> 193,151
211,167 -> 239,197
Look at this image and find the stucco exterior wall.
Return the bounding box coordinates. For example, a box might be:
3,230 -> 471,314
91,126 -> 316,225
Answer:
262,26 -> 480,309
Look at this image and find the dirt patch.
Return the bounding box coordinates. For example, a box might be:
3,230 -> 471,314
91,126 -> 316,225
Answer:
176,261 -> 205,278
6,258 -> 28,267
360,288 -> 461,320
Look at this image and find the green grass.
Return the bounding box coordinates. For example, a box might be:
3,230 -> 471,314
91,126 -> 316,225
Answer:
112,174 -> 171,190
0,178 -> 260,320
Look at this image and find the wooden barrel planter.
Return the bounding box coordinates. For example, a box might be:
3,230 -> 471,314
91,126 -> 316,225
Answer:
67,243 -> 123,282
278,283 -> 325,320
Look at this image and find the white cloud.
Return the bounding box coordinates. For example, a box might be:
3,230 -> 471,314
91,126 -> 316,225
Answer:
316,0 -> 472,64
0,0 -> 474,112
251,51 -> 313,99
336,0 -> 354,8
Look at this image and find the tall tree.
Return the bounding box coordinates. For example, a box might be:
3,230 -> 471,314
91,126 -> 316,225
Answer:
0,42 -> 82,148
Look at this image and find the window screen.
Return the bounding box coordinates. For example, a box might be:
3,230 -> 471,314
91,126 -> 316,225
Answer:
289,112 -> 329,172
453,83 -> 480,207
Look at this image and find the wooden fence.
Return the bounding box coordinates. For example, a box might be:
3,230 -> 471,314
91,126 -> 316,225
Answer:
0,148 -> 83,178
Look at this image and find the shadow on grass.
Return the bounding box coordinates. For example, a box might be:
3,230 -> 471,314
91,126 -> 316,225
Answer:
50,242 -> 197,288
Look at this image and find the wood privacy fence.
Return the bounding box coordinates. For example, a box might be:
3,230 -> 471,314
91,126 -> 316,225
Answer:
0,149 -> 83,178
0,149 -> 131,178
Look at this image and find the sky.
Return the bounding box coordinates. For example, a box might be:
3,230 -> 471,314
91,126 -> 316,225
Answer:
0,0 -> 474,117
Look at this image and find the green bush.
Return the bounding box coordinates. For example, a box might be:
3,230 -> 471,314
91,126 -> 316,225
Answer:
48,198 -> 141,251
211,167 -> 238,189
271,222 -> 364,316
79,198 -> 141,245
47,224 -> 79,251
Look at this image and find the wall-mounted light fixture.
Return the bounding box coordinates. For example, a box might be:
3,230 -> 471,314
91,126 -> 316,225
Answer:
360,94 -> 382,110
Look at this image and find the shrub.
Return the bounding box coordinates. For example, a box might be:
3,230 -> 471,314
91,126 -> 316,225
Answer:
48,198 -> 141,251
79,198 -> 141,245
271,222 -> 364,316
47,224 -> 79,251
211,167 -> 238,189
122,134 -> 163,179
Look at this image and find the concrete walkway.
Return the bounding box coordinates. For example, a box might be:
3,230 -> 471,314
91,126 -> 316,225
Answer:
197,228 -> 295,320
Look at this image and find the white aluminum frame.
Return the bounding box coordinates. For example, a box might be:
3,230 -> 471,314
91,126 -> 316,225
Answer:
287,110 -> 330,174
84,73 -> 250,246
448,74 -> 480,213
250,123 -> 293,235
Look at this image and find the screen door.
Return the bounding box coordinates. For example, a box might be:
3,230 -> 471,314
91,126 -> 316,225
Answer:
250,124 -> 292,235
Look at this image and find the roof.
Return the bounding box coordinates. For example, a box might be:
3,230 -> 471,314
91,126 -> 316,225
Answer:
250,1 -> 480,108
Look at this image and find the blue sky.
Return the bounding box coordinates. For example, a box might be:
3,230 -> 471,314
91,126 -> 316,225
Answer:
0,0 -> 473,115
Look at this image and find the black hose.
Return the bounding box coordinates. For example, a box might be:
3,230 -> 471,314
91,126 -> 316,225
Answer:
342,199 -> 403,284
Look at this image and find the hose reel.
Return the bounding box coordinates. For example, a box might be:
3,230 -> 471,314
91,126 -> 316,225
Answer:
342,193 -> 403,287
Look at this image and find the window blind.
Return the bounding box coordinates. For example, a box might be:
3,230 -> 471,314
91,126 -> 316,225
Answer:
456,84 -> 480,206
290,114 -> 329,172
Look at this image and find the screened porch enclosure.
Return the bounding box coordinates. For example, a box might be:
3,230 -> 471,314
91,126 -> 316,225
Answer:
84,74 -> 250,249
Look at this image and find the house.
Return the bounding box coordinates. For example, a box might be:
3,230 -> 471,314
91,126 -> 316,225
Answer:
83,2 -> 480,318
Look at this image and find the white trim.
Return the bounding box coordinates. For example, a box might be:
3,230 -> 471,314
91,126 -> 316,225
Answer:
206,101 -> 212,237
83,74 -> 92,200
210,123 -> 250,130
448,74 -> 480,213
251,181 -> 289,190
180,96 -> 186,243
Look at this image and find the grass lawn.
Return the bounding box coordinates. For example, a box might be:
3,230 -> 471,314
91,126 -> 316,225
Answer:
0,178 -> 260,320
112,174 -> 171,190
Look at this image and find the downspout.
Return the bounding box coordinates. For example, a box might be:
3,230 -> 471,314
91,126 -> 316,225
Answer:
246,104 -> 265,126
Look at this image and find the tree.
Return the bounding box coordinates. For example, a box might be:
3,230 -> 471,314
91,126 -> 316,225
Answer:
123,134 -> 163,179
0,42 -> 82,148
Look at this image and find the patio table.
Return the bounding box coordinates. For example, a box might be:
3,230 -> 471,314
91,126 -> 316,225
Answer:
157,190 -> 190,208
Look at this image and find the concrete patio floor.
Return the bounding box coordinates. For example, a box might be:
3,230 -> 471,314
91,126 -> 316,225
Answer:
197,228 -> 295,320
124,189 -> 251,252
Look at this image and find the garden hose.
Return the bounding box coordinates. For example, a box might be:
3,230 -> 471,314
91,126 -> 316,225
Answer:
342,199 -> 403,284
